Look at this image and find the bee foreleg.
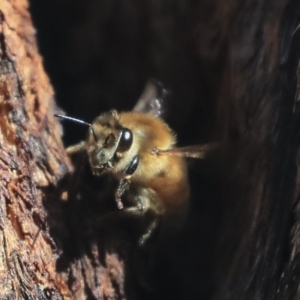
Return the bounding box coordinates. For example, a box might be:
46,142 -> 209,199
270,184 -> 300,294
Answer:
115,178 -> 131,209
66,141 -> 85,155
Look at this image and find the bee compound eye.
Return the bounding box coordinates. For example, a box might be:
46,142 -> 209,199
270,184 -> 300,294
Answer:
117,128 -> 133,153
125,155 -> 139,176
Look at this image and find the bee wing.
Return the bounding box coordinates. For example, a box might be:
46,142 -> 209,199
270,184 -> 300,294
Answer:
155,144 -> 216,159
133,79 -> 169,117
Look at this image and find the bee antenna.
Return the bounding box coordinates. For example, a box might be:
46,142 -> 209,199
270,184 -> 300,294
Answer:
54,114 -> 98,141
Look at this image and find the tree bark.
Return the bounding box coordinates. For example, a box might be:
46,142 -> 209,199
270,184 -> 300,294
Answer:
211,1 -> 300,299
3,0 -> 300,299
0,0 -> 73,299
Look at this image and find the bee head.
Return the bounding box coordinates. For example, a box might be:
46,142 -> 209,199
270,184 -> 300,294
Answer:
86,110 -> 133,175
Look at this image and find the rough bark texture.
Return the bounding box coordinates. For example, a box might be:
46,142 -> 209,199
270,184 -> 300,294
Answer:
0,0 -> 71,299
3,0 -> 300,299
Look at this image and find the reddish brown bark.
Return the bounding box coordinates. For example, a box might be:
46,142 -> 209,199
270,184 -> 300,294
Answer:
0,0 -> 73,298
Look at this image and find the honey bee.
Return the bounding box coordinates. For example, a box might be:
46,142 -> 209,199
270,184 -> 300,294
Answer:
55,80 -> 213,246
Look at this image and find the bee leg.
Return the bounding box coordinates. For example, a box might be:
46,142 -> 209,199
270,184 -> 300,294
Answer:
150,147 -> 167,155
115,178 -> 130,209
135,195 -> 162,247
114,155 -> 139,209
138,218 -> 159,247
150,147 -> 160,155
66,141 -> 85,155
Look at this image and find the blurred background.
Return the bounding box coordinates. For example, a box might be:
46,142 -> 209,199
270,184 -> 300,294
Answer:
28,0 -> 221,147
